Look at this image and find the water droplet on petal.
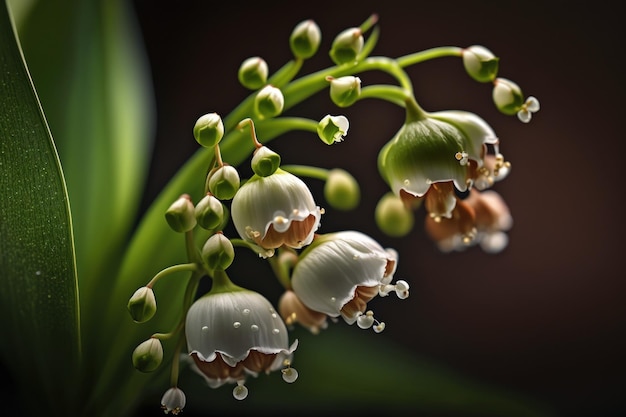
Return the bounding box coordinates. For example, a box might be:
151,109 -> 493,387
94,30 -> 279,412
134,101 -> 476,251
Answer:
250,324 -> 259,332
233,321 -> 241,328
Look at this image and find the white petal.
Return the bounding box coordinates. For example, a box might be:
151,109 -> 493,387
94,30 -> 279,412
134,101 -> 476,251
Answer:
291,231 -> 395,316
186,291 -> 293,363
526,96 -> 540,112
231,169 -> 321,245
517,109 -> 532,123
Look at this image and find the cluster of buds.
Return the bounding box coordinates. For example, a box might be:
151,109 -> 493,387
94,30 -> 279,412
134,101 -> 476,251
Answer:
128,13 -> 538,415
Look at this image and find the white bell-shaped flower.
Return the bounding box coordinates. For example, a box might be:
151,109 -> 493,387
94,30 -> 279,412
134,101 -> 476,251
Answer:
160,387 -> 186,415
290,231 -> 409,332
231,168 -> 322,250
185,275 -> 298,397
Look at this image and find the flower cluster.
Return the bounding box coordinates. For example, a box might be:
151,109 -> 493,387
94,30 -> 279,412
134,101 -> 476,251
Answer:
127,14 -> 538,414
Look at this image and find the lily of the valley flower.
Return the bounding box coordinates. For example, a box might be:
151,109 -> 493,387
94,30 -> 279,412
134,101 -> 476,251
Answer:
288,231 -> 409,333
378,106 -> 505,222
424,189 -> 513,253
231,168 -> 322,250
185,276 -> 298,399
161,387 -> 186,415
278,289 -> 329,334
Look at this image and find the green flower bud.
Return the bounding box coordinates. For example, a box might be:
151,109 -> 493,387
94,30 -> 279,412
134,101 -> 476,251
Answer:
251,146 -> 281,177
127,286 -> 157,323
377,118 -> 469,199
238,56 -> 268,90
462,45 -> 499,83
492,77 -> 525,115
328,76 -> 361,108
132,338 -> 163,373
165,194 -> 197,233
329,27 -> 363,65
290,19 -> 321,59
193,113 -> 224,148
194,193 -> 225,230
317,114 -> 349,145
254,85 -> 284,119
375,192 -> 415,237
202,233 -> 235,271
207,165 -> 240,200
324,168 -> 360,211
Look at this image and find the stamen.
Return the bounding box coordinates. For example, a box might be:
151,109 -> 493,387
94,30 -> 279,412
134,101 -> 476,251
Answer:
455,151 -> 469,166
462,227 -> 477,244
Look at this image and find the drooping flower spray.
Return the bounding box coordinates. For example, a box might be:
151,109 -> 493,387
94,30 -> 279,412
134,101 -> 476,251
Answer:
127,14 -> 539,413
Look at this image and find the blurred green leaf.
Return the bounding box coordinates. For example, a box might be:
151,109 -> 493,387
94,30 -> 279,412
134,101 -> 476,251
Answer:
178,325 -> 555,417
12,0 -> 155,344
0,1 -> 80,415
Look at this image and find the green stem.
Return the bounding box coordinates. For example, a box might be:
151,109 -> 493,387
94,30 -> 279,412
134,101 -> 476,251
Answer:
281,164 -> 330,181
268,248 -> 298,290
359,84 -> 412,107
396,46 -> 463,68
268,58 -> 304,88
146,262 -> 199,288
169,333 -> 186,387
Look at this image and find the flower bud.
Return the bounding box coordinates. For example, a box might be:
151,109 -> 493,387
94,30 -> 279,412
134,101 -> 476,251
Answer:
165,194 -> 197,233
324,168 -> 360,210
194,193 -> 225,230
328,76 -> 361,107
317,114 -> 349,144
132,338 -> 163,372
375,192 -> 415,237
207,165 -> 240,200
193,113 -> 224,148
202,233 -> 235,271
492,77 -> 525,115
290,19 -> 321,59
254,85 -> 284,119
127,286 -> 157,323
329,27 -> 363,65
251,146 -> 281,177
238,56 -> 268,90
462,45 -> 499,83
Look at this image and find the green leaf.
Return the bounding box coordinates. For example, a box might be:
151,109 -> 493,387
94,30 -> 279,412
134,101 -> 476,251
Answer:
0,1 -> 80,415
12,0 -> 155,347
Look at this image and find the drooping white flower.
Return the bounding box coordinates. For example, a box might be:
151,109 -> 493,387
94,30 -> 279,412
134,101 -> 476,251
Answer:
185,279 -> 298,399
231,168 -> 322,250
424,189 -> 512,253
161,387 -> 186,415
290,231 -> 409,332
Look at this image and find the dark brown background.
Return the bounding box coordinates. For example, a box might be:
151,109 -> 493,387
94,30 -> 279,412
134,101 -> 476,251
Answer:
131,0 -> 625,416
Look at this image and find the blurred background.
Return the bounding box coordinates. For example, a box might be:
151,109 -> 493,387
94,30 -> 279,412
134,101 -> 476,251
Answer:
4,0 -> 623,416
129,0 -> 625,416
